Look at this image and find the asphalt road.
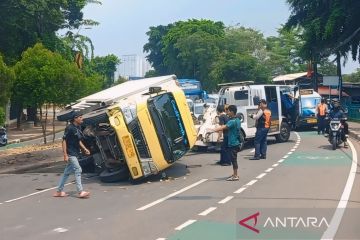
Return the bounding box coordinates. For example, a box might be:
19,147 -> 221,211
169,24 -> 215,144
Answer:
0,131 -> 359,240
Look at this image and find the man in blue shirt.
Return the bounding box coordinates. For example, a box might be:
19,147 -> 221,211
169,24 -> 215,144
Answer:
208,105 -> 241,181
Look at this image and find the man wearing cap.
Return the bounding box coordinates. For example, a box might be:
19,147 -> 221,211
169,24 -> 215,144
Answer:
53,111 -> 91,198
250,99 -> 272,160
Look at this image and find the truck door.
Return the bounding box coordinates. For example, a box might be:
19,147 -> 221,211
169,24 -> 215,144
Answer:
265,86 -> 280,133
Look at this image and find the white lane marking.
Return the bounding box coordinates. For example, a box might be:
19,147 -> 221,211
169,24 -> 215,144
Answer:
321,139 -> 358,239
283,155 -> 289,158
250,148 -> 255,153
246,180 -> 257,186
256,173 -> 267,179
278,159 -> 285,163
156,238 -> 166,240
136,179 -> 208,211
265,168 -> 273,173
272,163 -> 279,167
175,220 -> 197,231
53,228 -> 68,233
218,196 -> 234,204
198,207 -> 217,216
5,183 -> 72,203
287,151 -> 293,155
291,148 -> 296,151
234,187 -> 247,194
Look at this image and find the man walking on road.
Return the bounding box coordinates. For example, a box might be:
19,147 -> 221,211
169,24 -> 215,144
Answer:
316,99 -> 328,135
53,112 -> 90,198
208,105 -> 241,181
250,99 -> 271,160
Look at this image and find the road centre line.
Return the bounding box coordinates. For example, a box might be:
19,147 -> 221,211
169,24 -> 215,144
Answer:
156,238 -> 166,240
234,187 -> 247,194
175,220 -> 197,231
4,183 -> 73,203
265,168 -> 273,173
321,140 -> 358,239
256,173 -> 267,179
287,151 -> 293,155
218,196 -> 234,204
198,207 -> 217,216
283,155 -> 289,158
278,159 -> 285,163
246,179 -> 258,186
272,163 -> 279,167
136,179 -> 208,211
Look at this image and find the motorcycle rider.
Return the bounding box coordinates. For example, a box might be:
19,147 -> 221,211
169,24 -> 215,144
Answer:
328,100 -> 349,148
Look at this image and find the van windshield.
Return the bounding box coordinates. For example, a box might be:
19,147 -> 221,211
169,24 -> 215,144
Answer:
301,97 -> 320,109
148,93 -> 189,163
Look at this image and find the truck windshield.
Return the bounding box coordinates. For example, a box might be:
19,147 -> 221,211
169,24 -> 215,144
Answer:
301,97 -> 320,109
148,93 -> 189,163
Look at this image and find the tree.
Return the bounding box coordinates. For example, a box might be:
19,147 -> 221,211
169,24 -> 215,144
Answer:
0,55 -> 14,126
143,24 -> 173,75
13,43 -> 101,142
87,54 -> 120,89
343,68 -> 360,83
0,0 -> 101,64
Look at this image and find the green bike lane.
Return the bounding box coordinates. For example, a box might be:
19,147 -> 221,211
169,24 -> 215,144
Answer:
165,132 -> 359,240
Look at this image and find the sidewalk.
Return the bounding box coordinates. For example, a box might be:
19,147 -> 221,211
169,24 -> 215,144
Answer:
6,120 -> 67,144
349,121 -> 360,142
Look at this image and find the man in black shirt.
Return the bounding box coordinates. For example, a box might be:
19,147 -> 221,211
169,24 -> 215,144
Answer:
53,112 -> 90,198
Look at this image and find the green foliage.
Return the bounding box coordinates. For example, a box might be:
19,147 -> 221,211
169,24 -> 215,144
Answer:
13,43 -> 100,109
0,55 -> 15,107
144,70 -> 159,78
286,0 -> 360,62
87,54 -> 120,89
0,107 -> 5,126
0,0 -> 101,64
343,69 -> 360,83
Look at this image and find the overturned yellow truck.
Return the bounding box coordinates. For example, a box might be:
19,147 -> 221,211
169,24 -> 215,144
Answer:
57,75 -> 197,182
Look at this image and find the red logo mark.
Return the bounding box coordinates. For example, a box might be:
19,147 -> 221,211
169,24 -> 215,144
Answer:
239,212 -> 260,234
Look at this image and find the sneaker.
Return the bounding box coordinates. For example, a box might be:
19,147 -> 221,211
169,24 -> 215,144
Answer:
226,175 -> 239,181
249,157 -> 260,160
260,155 -> 266,159
215,161 -> 222,165
53,191 -> 68,197
78,191 -> 90,198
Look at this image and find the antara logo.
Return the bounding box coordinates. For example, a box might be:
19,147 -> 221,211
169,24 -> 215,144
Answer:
239,212 -> 260,234
239,212 -> 330,234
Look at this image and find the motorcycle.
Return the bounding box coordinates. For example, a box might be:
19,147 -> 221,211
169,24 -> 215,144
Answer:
327,117 -> 347,150
0,127 -> 7,146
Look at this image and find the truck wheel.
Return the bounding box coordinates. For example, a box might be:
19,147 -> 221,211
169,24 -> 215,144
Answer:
275,122 -> 291,143
99,166 -> 130,183
79,155 -> 95,173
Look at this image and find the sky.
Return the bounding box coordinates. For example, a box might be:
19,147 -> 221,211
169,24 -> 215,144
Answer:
82,0 -> 359,74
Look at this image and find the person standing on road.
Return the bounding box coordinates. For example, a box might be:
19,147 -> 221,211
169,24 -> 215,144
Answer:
316,99 -> 328,135
53,112 -> 90,198
250,99 -> 271,160
208,105 -> 241,181
216,105 -> 231,166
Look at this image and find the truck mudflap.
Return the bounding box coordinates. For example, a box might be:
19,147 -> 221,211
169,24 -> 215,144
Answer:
108,108 -> 143,179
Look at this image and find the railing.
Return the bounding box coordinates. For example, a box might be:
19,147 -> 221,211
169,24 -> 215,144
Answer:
347,105 -> 360,121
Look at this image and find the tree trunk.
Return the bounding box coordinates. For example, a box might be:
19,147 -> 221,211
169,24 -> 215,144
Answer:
52,105 -> 56,143
336,52 -> 343,101
39,106 -> 47,144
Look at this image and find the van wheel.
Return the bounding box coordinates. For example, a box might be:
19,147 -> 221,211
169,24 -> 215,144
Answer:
99,166 -> 130,183
275,122 -> 290,143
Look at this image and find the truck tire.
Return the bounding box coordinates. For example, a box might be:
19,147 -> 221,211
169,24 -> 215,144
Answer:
275,122 -> 291,143
99,166 -> 130,183
79,155 -> 95,173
